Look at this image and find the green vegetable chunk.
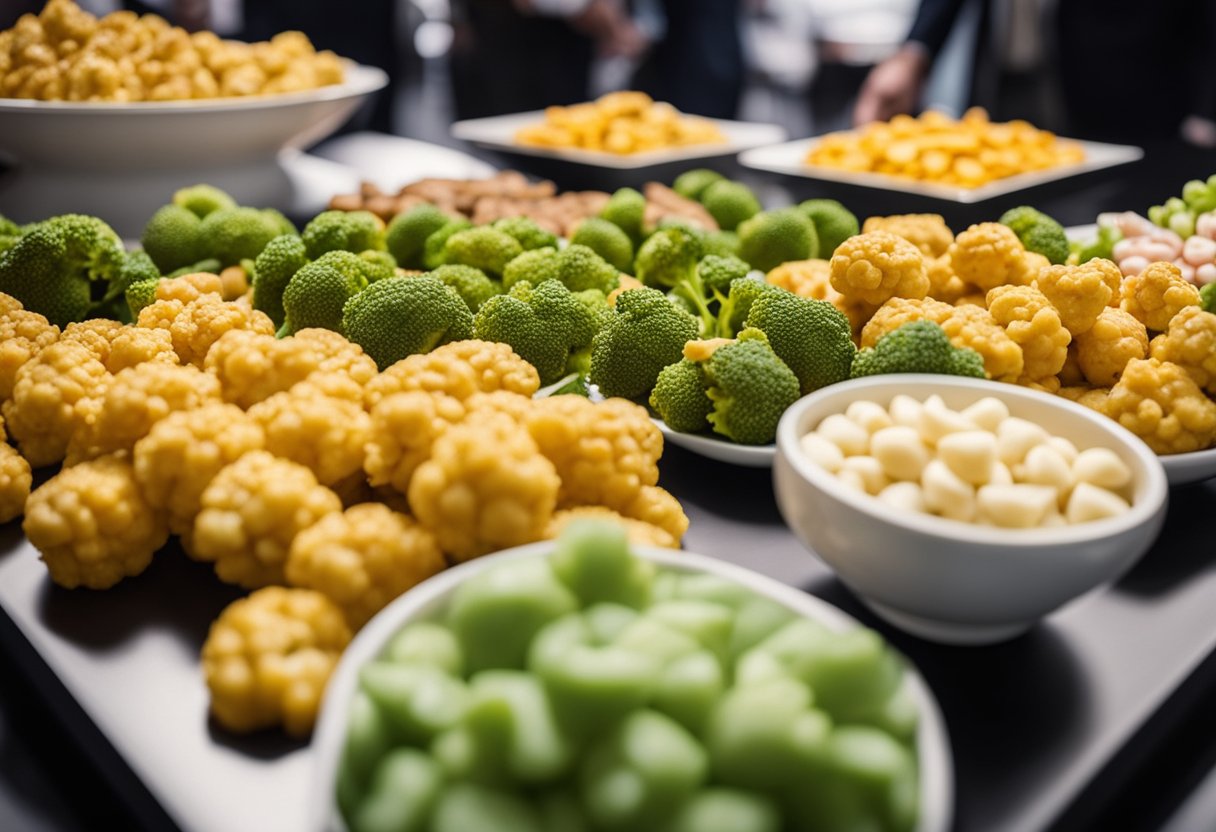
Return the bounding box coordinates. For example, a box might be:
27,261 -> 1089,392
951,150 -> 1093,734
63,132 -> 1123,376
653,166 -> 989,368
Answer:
442,227 -> 524,277
590,286 -> 699,399
746,289 -> 856,394
851,320 -> 986,379
798,198 -> 860,258
430,264 -> 501,312
600,187 -> 647,244
251,234 -> 308,327
703,330 -> 801,445
172,184 -> 237,218
360,663 -> 469,743
700,180 -> 761,231
650,359 -> 713,433
386,205 -> 451,269
493,216 -> 560,251
1201,282 -> 1216,314
571,218 -> 635,272
199,206 -> 284,266
302,210 -> 385,260
668,788 -> 782,832
341,276 -> 474,370
464,670 -> 574,782
473,279 -> 601,385
385,622 -> 464,676
141,204 -> 204,273
429,784 -> 543,832
673,168 -> 726,201
350,748 -> 442,832
738,209 -> 819,273
652,650 -> 726,735
279,257 -> 368,336
549,519 -> 654,608
1000,205 -> 1070,265
337,692 -> 395,818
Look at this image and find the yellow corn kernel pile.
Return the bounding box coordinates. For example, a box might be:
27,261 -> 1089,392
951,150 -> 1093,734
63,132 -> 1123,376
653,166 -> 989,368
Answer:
515,91 -> 725,155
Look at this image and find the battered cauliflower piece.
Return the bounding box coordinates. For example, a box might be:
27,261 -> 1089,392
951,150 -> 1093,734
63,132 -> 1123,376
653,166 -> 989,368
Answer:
1058,344 -> 1086,387
0,308 -> 59,402
926,254 -> 969,304
202,587 -> 351,737
1035,259 -> 1122,335
0,293 -> 21,315
621,484 -> 690,543
105,327 -> 180,373
2,341 -> 110,467
829,231 -> 929,306
545,506 -> 679,549
986,284 -> 1071,385
363,340 -> 540,409
861,214 -> 954,258
193,451 -> 342,588
137,295 -> 275,368
247,385 -> 371,486
156,272 -> 225,303
767,259 -> 838,301
364,391 -> 467,494
0,443 -> 32,524
860,297 -> 955,348
59,320 -> 127,363
1073,308 -> 1149,387
949,222 -> 1035,291
23,456 -> 169,589
1149,306 -> 1216,394
132,403 -> 265,536
408,412 -> 560,561
1120,261 -> 1202,332
1105,358 -> 1216,454
1058,385 -> 1112,413
66,362 -> 221,465
286,503 -> 446,628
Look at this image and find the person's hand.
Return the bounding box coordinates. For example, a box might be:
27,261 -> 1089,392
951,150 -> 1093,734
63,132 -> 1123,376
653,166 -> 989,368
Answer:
853,44 -> 931,126
1181,115 -> 1216,149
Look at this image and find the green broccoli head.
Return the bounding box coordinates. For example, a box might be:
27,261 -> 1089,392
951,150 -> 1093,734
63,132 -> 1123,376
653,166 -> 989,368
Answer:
112,249 -> 161,321
1000,206 -> 1070,265
279,256 -> 370,337
797,199 -> 859,258
301,210 -> 385,260
262,208 -> 298,237
358,249 -> 398,279
590,286 -> 699,399
142,204 -> 204,273
386,204 -> 451,269
1072,224 -> 1122,265
672,168 -> 726,201
311,249 -> 396,288
342,276 -> 474,370
600,187 -> 647,244
172,184 -> 237,218
125,276 -> 161,319
850,320 -> 986,379
423,218 -> 474,270
636,227 -> 702,290
716,276 -> 781,338
430,264 -> 501,312
1200,282 -> 1216,314
502,246 -> 560,291
492,216 -> 559,251
441,227 -> 523,277
199,207 -> 285,267
738,209 -> 819,273
650,358 -> 712,433
473,279 -> 600,384
0,215 -> 26,257
698,229 -> 741,259
698,254 -> 751,296
700,180 -> 761,231
555,243 -> 620,294
570,218 -> 634,272
704,329 -> 801,445
745,289 -> 855,394
251,234 -> 308,327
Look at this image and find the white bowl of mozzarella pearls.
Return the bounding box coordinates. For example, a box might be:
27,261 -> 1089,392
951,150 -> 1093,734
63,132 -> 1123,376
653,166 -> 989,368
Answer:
773,376 -> 1168,645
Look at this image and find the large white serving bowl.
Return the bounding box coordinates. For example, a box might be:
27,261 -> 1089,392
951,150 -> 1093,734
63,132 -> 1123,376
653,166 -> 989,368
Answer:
774,375 -> 1169,645
309,541 -> 954,832
0,63 -> 387,235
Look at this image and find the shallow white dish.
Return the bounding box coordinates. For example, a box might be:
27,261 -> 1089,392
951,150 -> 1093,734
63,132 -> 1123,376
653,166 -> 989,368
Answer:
738,138 -> 1143,203
1159,447 -> 1216,486
653,417 -> 775,468
309,541 -> 954,832
452,110 -> 786,169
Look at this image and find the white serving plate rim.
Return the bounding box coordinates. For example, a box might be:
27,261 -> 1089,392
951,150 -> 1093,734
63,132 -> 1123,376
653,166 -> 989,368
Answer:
652,417 -> 776,467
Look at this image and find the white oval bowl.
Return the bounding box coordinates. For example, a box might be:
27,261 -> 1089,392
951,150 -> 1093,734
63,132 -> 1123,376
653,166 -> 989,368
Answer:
1159,446 -> 1216,486
309,541 -> 954,832
774,375 -> 1169,645
653,418 -> 776,467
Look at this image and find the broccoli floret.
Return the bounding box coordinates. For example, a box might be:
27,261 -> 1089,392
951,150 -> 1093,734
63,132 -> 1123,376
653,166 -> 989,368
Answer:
199,207 -> 284,266
108,249 -> 161,322
738,209 -> 818,273
423,218 -> 474,270
473,279 -> 599,384
589,286 -> 699,399
700,180 -> 761,232
125,277 -> 161,319
704,329 -> 800,445
798,198 -> 859,258
442,227 -> 524,277
493,216 -> 559,251
341,276 -> 474,370
672,168 -> 726,201
1072,224 -> 1123,265
635,227 -> 713,333
745,289 -> 855,394
301,210 -> 385,260
252,234 -> 308,327
118,249 -> 160,287
650,359 -> 712,433
386,204 -> 451,269
431,264 -> 501,312
1000,206 -> 1070,265
714,275 -> 780,339
167,258 -> 222,278
600,187 -> 647,244
698,254 -> 751,296
142,204 -> 204,273
279,257 -> 369,337
850,320 -> 986,379
571,218 -> 634,272
555,244 -> 620,294
263,208 -> 297,237
312,250 -> 394,287
699,229 -> 741,259
502,246 -> 560,291
358,249 -> 398,279
0,215 -> 26,256
173,184 -> 237,218
1200,282 -> 1216,314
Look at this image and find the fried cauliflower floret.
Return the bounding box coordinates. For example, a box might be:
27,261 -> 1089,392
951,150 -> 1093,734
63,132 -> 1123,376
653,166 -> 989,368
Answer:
1058,344 -> 1085,386
1073,308 -> 1148,387
767,259 -> 838,300
156,272 -> 224,303
1149,306 -> 1216,394
1120,261 -> 1201,332
948,222 -> 1035,291
59,320 -> 127,362
286,503 -> 446,628
0,308 -> 59,402
0,443 -> 32,524
0,293 -> 21,315
364,391 -> 466,494
65,362 -> 221,465
408,412 -> 560,562
137,295 -> 275,368
107,326 -> 180,372
132,403 -> 265,536
202,587 -> 351,737
986,284 -> 1071,385
192,451 -> 342,589
545,506 -> 679,549
861,213 -> 954,258
1035,259 -> 1122,336
247,385 -> 371,486
2,341 -> 110,467
620,484 -> 689,542
1058,385 -> 1112,413
829,231 -> 929,306
926,254 -> 969,304
22,456 -> 169,589
364,340 -> 540,409
1105,358 -> 1216,454
859,297 -> 956,348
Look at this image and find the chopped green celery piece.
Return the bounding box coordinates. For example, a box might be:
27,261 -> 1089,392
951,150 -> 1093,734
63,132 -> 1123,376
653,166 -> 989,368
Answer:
613,617 -> 702,663
359,663 -> 468,743
647,599 -> 735,661
652,649 -> 725,735
349,749 -> 442,832
666,572 -> 755,609
666,788 -> 782,832
651,571 -> 681,601
734,648 -> 797,688
855,680 -> 920,744
728,597 -> 798,660
429,783 -> 543,832
336,692 -> 395,818
537,791 -> 592,832
465,670 -> 574,783
384,621 -> 463,676
583,602 -> 641,644
549,519 -> 654,608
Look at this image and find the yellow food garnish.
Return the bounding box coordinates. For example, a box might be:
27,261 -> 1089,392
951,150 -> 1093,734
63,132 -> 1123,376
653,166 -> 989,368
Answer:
515,91 -> 725,155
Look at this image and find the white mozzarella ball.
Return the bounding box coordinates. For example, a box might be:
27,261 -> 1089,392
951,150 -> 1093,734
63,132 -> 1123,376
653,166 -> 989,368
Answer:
989,461 -> 1014,485
922,459 -> 977,522
1014,445 -> 1073,497
846,400 -> 894,434
877,481 -> 927,514
976,484 -> 1059,528
1066,482 -> 1131,523
871,426 -> 931,481
800,432 -> 845,472
817,414 -> 870,456
960,397 -> 1010,432
996,417 -> 1050,466
919,397 -> 977,445
888,395 -> 924,429
1047,436 -> 1079,465
840,455 -> 890,495
936,430 -> 998,485
1072,447 -> 1132,491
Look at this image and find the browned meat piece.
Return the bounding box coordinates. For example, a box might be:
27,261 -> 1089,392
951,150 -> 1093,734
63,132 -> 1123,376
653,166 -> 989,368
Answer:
643,182 -> 719,230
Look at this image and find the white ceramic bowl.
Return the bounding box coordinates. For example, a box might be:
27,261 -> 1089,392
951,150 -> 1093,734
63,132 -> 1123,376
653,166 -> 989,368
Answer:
774,375 -> 1169,645
309,542 -> 954,832
1159,447 -> 1216,486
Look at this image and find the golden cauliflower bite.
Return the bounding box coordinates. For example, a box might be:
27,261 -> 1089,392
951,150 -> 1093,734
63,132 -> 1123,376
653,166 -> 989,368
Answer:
2,340 -> 110,468
1035,259 -> 1122,336
59,319 -> 178,373
860,297 -> 955,348
364,340 -> 540,409
0,306 -> 60,402
286,503 -> 447,629
408,412 -> 561,562
156,273 -> 224,303
925,254 -> 970,304
767,260 -> 838,301
986,284 -> 1071,385
861,214 -> 954,258
546,506 -> 679,549
1059,385 -> 1112,414
202,587 -> 351,737
948,222 -> 1035,292
0,443 -> 32,524
247,384 -> 371,487
137,295 -> 275,368
364,391 -> 467,494
621,485 -> 689,542
1120,261 -> 1202,332
132,402 -> 265,536
0,293 -> 20,315
829,230 -> 929,307
1105,358 -> 1216,454
1073,307 -> 1149,387
65,362 -> 221,466
193,451 -> 342,589
23,456 -> 169,589
1150,306 -> 1216,394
